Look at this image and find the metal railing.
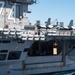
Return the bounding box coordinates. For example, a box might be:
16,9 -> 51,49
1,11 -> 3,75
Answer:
0,28 -> 74,40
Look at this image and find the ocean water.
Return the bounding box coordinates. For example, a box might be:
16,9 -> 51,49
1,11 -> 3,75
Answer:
51,72 -> 75,75
1,70 -> 75,75
0,72 -> 75,75
30,71 -> 75,75
42,71 -> 75,75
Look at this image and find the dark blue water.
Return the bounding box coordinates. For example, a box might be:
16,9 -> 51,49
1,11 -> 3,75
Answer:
31,70 -> 75,75
49,72 -> 75,75
52,72 -> 75,75
1,70 -> 75,75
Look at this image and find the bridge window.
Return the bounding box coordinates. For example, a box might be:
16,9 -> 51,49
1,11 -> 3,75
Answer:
0,40 -> 1,43
0,50 -> 8,53
0,54 -> 7,60
72,45 -> 75,49
2,40 -> 10,43
8,51 -> 21,60
0,3 -> 2,7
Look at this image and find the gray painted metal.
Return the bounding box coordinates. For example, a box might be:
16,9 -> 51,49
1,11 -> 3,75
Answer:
0,0 -> 75,75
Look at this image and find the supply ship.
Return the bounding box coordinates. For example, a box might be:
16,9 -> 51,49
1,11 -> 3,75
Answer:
0,0 -> 75,75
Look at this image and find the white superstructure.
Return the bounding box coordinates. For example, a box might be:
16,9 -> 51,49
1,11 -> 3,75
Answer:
0,0 -> 75,75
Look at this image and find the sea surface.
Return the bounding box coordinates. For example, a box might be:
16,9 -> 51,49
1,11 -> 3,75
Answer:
2,71 -> 75,75
32,71 -> 75,75
1,70 -> 75,75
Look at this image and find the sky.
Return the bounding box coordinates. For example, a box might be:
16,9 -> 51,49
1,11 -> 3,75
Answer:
28,0 -> 75,26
